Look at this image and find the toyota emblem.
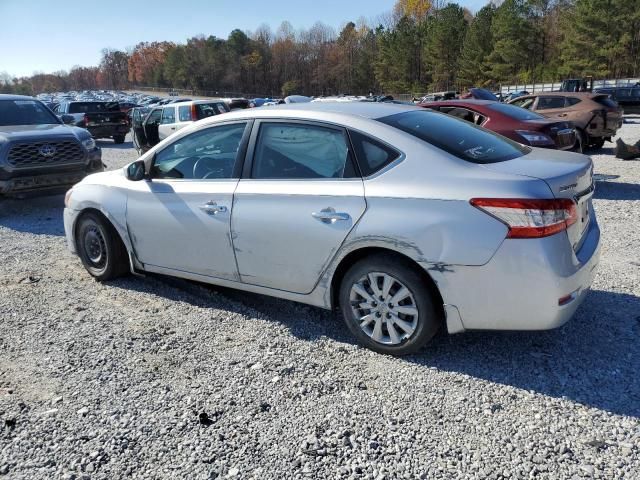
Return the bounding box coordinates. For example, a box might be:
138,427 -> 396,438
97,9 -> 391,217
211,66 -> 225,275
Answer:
39,144 -> 56,157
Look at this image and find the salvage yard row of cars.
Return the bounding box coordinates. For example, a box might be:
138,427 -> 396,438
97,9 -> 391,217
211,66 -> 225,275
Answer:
0,87 -> 606,354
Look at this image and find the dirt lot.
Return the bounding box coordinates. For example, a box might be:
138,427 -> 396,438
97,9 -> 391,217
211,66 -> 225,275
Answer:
0,120 -> 639,479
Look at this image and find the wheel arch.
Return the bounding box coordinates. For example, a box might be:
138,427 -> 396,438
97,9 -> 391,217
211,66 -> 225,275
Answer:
329,246 -> 445,321
73,206 -> 138,273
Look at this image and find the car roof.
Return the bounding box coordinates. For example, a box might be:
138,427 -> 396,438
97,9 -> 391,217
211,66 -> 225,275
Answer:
520,92 -> 597,98
0,94 -> 37,101
170,99 -> 226,107
223,101 -> 421,120
421,99 -> 497,106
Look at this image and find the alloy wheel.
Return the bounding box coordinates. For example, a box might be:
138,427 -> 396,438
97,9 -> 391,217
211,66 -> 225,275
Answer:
349,272 -> 419,345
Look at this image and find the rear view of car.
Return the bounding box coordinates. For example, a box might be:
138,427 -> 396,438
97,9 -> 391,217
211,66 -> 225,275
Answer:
420,100 -> 576,151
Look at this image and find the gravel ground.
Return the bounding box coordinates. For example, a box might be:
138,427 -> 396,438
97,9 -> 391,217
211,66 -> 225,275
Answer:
0,124 -> 639,480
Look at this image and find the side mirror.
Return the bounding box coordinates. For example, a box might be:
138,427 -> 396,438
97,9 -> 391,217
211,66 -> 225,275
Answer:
60,114 -> 75,125
126,160 -> 147,181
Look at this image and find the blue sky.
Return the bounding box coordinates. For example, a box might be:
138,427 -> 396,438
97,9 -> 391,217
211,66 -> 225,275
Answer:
0,0 -> 489,77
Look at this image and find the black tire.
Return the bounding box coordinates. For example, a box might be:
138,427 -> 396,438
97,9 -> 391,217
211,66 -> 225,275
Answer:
113,135 -> 126,144
75,212 -> 129,281
589,137 -> 605,150
338,254 -> 440,355
573,129 -> 585,153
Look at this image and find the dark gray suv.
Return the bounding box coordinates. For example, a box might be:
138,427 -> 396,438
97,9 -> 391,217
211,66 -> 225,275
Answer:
0,94 -> 103,196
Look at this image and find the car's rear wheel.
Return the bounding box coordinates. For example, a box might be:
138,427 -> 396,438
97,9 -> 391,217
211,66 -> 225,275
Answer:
113,135 -> 126,144
339,254 -> 440,355
75,212 -> 128,281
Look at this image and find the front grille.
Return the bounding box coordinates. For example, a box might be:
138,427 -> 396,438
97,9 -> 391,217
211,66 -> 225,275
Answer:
7,141 -> 85,168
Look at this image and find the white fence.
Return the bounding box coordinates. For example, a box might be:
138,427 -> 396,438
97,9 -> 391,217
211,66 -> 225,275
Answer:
500,78 -> 640,94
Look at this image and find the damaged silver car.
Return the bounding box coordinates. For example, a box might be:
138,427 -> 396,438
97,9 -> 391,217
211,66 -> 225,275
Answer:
63,103 -> 600,354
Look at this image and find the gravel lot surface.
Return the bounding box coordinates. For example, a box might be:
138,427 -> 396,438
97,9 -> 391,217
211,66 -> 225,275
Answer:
1,122 -> 639,480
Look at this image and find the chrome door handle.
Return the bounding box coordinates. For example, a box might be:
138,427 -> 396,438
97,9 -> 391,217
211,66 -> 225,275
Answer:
312,208 -> 350,224
199,201 -> 227,215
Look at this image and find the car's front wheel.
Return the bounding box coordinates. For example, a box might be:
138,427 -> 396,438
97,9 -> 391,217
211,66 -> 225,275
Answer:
75,212 -> 129,281
339,254 -> 440,355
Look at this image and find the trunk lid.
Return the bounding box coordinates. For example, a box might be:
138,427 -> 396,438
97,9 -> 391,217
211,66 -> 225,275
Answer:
482,149 -> 594,250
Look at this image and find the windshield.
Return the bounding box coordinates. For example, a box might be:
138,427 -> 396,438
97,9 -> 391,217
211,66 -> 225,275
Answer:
489,102 -> 545,121
68,102 -> 120,113
378,110 -> 529,164
0,99 -> 60,126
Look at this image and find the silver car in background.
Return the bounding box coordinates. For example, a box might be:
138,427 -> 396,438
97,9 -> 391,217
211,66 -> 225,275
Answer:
63,103 -> 600,355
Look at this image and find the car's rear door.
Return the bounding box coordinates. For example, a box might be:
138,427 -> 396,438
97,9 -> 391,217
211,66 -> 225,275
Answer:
143,108 -> 162,146
126,121 -> 251,279
158,106 -> 177,140
231,120 -> 366,294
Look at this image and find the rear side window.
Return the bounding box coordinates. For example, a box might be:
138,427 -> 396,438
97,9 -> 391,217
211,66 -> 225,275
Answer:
252,123 -> 355,179
536,97 -> 566,110
593,95 -> 618,108
567,97 -> 582,106
195,102 -> 229,119
161,107 -> 176,124
377,110 -> 529,164
178,105 -> 192,122
349,130 -> 400,176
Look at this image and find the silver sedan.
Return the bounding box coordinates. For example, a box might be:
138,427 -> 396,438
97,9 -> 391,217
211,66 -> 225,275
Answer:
63,103 -> 600,355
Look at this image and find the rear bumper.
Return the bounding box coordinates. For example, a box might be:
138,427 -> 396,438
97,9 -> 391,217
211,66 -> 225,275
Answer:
428,208 -> 601,332
87,125 -> 129,138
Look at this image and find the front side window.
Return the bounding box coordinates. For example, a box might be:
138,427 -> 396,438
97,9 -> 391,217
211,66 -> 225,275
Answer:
536,97 -> 566,110
161,107 -> 176,124
152,123 -> 247,180
377,110 -> 529,164
511,97 -> 535,109
252,123 -> 354,179
146,109 -> 162,124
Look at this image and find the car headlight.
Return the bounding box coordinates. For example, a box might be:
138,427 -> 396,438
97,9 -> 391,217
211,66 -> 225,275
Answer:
64,188 -> 73,207
515,130 -> 554,146
82,137 -> 96,151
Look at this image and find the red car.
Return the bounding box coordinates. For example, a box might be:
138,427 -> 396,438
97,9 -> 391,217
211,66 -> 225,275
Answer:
419,100 -> 577,151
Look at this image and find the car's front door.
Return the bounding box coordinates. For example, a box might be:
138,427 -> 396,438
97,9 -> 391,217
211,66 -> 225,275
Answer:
143,108 -> 162,146
126,121 -> 251,280
232,120 -> 366,294
533,96 -> 568,119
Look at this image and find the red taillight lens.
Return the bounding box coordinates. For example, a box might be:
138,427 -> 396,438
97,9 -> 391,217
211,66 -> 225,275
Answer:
470,198 -> 577,239
191,104 -> 197,121
83,114 -> 89,127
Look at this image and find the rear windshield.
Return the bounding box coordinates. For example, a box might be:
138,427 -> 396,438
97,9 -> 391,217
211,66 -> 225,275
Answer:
377,110 -> 529,164
195,102 -> 229,119
488,102 -> 545,121
68,102 -> 120,113
593,95 -> 618,108
0,99 -> 59,126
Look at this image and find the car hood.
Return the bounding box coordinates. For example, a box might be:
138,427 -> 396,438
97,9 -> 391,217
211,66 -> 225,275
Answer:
77,167 -> 125,187
0,124 -> 82,142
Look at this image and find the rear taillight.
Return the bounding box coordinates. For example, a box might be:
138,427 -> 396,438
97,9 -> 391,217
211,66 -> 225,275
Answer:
191,104 -> 197,121
83,114 -> 89,127
470,198 -> 577,238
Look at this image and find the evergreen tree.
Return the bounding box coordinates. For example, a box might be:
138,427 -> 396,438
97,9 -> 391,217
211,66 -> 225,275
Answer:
458,5 -> 495,87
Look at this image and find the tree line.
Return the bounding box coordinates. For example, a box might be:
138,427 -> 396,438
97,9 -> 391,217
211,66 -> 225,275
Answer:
2,0 -> 639,98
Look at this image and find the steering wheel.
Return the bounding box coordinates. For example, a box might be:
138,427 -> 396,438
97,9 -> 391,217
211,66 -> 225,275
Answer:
193,156 -> 224,179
